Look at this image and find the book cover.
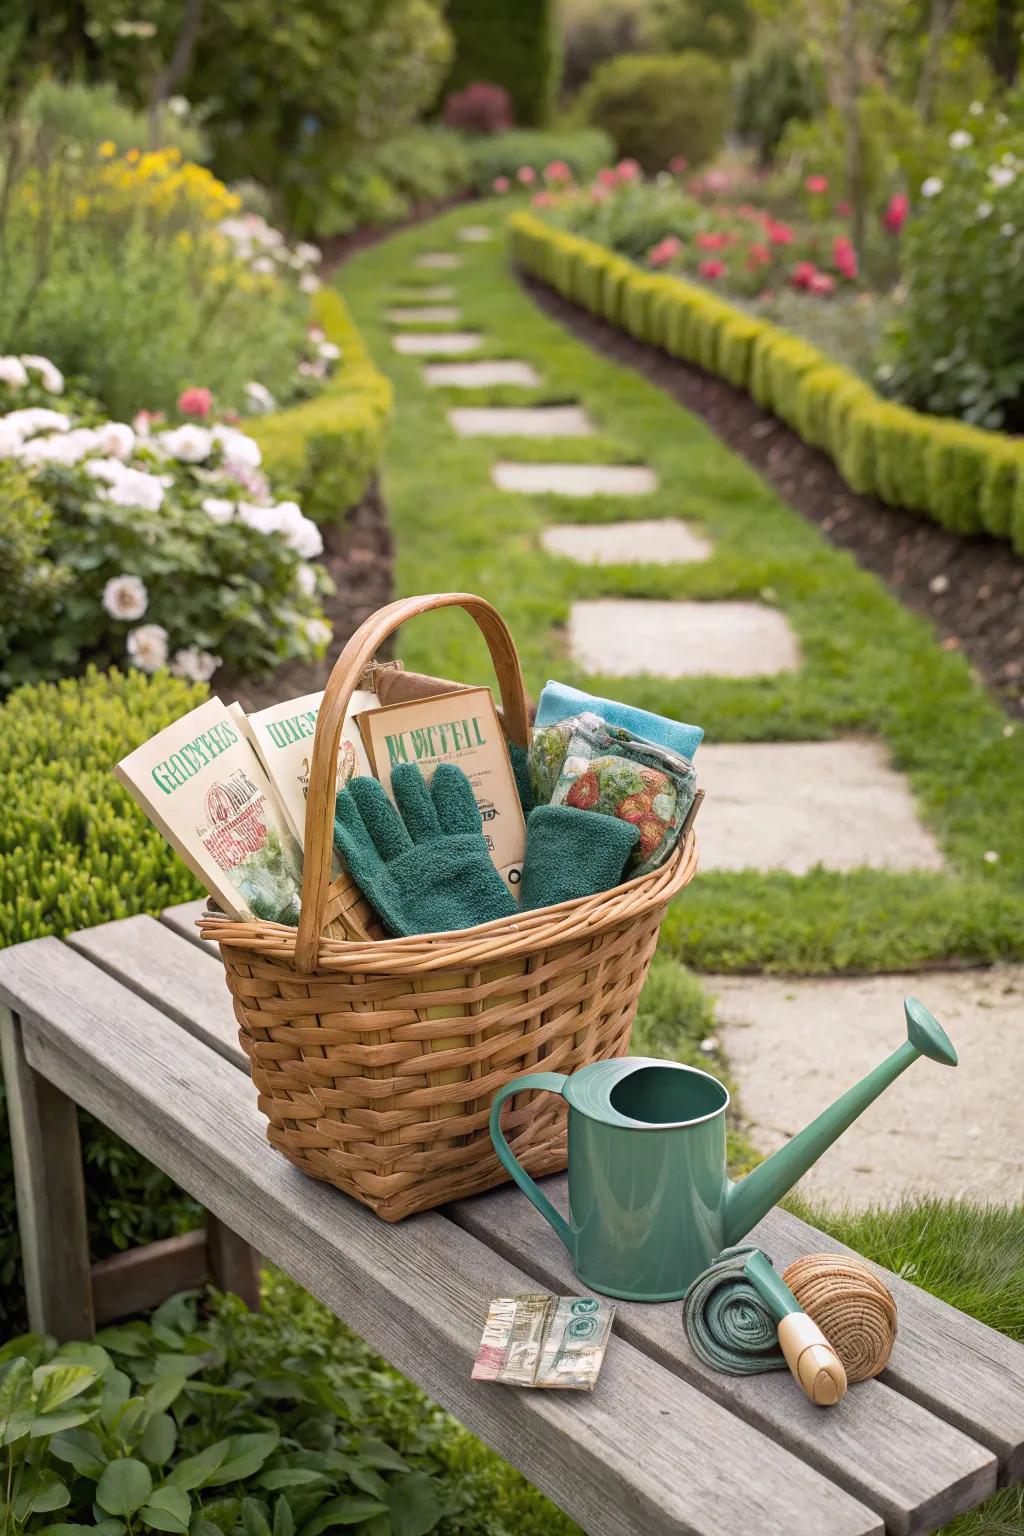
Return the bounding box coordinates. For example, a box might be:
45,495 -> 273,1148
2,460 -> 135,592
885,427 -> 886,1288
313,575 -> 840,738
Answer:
246,688 -> 376,852
354,687 -> 525,893
115,696 -> 302,923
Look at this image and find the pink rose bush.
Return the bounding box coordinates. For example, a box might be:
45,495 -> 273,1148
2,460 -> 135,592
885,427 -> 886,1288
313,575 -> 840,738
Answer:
0,354 -> 330,684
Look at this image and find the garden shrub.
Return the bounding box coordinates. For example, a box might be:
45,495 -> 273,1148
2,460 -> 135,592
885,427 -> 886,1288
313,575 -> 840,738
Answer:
442,80 -> 514,133
923,422 -> 991,535
252,290 -> 393,524
735,37 -> 820,166
868,404 -> 935,511
881,123 -> 1024,431
0,465 -> 65,687
580,52 -> 731,172
560,0 -> 648,95
289,128 -> 469,238
467,127 -> 612,189
716,314 -> 766,389
599,256 -> 637,325
25,78 -> 203,160
0,667 -> 210,1319
443,0 -> 559,128
762,336 -> 831,429
979,438 -> 1024,540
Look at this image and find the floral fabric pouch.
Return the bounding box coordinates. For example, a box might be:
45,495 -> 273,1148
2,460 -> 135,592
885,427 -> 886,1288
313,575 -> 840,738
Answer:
533,712 -> 697,877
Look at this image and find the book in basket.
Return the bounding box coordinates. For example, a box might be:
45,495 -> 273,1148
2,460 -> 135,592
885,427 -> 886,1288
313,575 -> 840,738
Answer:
242,688 -> 377,854
115,696 -> 302,923
354,686 -> 526,893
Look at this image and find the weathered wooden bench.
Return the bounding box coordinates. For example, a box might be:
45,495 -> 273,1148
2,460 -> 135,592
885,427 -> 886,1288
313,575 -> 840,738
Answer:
0,902 -> 1021,1536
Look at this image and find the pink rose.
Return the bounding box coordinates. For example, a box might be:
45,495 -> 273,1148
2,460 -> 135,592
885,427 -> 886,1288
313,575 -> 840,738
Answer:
648,235 -> 682,266
808,270 -> 835,295
805,174 -> 829,195
545,159 -> 571,183
883,192 -> 908,234
766,221 -> 795,246
597,166 -> 619,188
616,158 -> 641,181
177,386 -> 212,418
698,258 -> 725,280
833,233 -> 858,279
516,165 -> 536,185
668,155 -> 688,174
531,190 -> 554,208
791,260 -> 817,290
745,241 -> 771,269
493,175 -> 510,193
696,230 -> 730,251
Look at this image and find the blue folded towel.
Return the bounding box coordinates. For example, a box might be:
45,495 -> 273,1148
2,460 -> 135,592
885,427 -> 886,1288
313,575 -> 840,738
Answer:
535,681 -> 703,760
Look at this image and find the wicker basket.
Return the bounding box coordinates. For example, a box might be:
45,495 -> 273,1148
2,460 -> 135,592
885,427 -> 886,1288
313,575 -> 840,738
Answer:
200,593 -> 700,1221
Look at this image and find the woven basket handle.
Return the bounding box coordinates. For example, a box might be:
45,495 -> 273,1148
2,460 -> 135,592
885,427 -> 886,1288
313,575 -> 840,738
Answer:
296,592 -> 531,970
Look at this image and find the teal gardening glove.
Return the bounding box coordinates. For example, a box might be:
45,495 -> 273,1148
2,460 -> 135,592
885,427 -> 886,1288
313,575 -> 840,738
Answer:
334,762 -> 517,938
519,804 -> 639,911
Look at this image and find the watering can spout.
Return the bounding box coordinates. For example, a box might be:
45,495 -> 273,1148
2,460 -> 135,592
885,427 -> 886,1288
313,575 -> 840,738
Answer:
722,997 -> 957,1246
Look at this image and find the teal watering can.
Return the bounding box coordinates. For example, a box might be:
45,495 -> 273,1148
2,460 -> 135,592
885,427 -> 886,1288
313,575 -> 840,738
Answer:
490,997 -> 957,1302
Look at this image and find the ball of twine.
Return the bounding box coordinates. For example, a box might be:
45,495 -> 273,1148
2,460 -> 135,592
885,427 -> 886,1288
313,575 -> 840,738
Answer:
782,1253 -> 898,1383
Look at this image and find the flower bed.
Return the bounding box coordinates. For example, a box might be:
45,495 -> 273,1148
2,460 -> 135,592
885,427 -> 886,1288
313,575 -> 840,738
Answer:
509,210 -> 1024,553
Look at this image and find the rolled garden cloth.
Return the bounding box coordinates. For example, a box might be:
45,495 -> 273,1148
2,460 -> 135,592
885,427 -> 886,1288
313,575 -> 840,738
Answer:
535,682 -> 703,760
682,1245 -> 787,1375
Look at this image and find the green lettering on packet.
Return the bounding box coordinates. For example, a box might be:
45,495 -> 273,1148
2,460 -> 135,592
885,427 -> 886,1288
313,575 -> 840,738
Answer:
385,713 -> 487,769
151,718 -> 239,795
265,709 -> 318,750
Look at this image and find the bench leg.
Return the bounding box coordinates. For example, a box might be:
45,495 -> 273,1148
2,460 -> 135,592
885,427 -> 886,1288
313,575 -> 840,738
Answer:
207,1214 -> 261,1312
1,1005 -> 94,1341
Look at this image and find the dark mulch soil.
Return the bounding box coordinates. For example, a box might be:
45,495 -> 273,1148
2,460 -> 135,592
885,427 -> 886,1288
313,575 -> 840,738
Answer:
523,276 -> 1024,717
319,191 -> 473,275
221,474 -> 394,712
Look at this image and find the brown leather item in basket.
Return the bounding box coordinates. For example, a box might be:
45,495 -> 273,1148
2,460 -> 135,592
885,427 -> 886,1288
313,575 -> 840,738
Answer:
200,593 -> 700,1221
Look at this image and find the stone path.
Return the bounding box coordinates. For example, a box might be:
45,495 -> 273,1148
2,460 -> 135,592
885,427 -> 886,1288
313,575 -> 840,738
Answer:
387,306 -> 461,325
393,331 -> 481,356
492,461 -> 657,497
695,741 -> 945,873
449,405 -> 594,438
569,599 -> 800,678
708,967 -> 1024,1205
383,222 -> 992,1203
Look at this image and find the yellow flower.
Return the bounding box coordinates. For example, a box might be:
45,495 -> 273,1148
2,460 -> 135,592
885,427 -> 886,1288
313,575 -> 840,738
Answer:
125,148 -> 140,164
99,140 -> 117,158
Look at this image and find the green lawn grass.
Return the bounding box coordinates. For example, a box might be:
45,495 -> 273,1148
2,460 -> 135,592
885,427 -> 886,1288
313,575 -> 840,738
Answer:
340,201 -> 1024,976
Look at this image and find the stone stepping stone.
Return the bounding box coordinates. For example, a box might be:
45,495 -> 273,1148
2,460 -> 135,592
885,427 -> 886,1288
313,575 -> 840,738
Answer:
395,285 -> 455,301
706,965 -> 1024,1205
393,332 -> 481,356
424,360 -> 541,388
568,598 -> 798,677
541,519 -> 711,566
694,740 -> 945,873
493,462 -> 657,497
458,225 -> 493,242
387,306 -> 462,325
448,405 -> 595,438
415,252 -> 461,269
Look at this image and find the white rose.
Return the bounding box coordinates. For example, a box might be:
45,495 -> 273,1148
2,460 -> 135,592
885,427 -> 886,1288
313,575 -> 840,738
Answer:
201,495 -> 235,524
921,177 -> 943,198
279,505 -> 323,559
84,456 -> 127,484
94,464 -> 165,511
251,256 -> 276,276
213,425 -> 261,469
295,562 -> 317,598
977,201 -> 993,219
126,623 -> 169,673
305,617 -> 331,648
237,500 -> 282,535
0,357 -> 28,389
244,380 -> 276,413
21,355 -> 64,395
20,427 -> 100,466
989,165 -> 1016,189
299,272 -> 321,294
318,341 -> 341,362
170,645 -> 221,683
0,421 -> 20,457
6,407 -> 70,437
294,241 -> 322,265
97,421 -> 136,459
159,424 -> 214,463
948,130 -> 973,150
103,574 -> 148,620
969,100 -> 984,116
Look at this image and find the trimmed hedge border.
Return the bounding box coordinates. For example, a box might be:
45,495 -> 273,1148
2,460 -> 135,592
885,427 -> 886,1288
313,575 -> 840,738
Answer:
251,288 -> 393,525
508,212 -> 1024,554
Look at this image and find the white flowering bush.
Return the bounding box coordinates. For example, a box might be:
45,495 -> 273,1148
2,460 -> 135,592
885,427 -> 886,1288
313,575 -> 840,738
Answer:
881,116 -> 1024,429
0,361 -> 331,689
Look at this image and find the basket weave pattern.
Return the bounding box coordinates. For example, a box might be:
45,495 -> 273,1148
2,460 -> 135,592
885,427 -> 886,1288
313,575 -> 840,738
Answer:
201,594 -> 698,1221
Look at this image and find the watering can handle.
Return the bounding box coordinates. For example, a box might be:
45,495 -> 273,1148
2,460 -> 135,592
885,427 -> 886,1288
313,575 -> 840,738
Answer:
490,1073 -> 574,1254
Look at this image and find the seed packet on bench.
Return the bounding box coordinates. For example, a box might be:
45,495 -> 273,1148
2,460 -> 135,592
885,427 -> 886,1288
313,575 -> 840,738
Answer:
472,1293 -> 614,1391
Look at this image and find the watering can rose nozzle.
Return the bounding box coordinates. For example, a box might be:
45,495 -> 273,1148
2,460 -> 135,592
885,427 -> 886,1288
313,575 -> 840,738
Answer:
722,996 -> 958,1247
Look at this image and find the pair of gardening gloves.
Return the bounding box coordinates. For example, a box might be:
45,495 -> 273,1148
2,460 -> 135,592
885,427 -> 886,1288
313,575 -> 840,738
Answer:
333,758 -> 639,939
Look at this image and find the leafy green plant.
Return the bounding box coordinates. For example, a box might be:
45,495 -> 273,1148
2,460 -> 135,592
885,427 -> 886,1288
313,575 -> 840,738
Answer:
579,53 -> 731,172
735,38 -> 821,166
0,465 -> 65,675
465,128 -> 612,190
0,1290 -> 455,1536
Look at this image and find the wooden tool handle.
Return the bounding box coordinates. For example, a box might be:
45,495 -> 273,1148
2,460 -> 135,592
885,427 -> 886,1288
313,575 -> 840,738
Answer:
778,1314 -> 848,1406
295,593 -> 531,971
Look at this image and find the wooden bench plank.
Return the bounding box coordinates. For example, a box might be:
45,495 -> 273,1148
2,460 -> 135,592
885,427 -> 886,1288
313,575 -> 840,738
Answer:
0,937 -> 882,1536
67,915 -> 243,1068
160,899 -> 219,955
450,1180 -> 997,1536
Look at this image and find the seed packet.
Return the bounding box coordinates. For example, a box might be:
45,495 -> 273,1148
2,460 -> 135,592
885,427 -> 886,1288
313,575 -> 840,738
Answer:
531,712 -> 697,876
471,1293 -> 614,1391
